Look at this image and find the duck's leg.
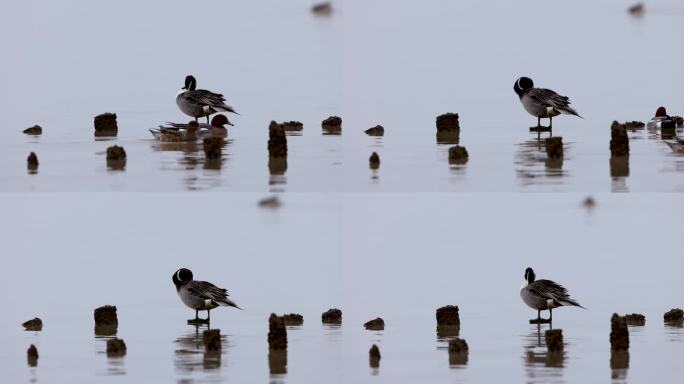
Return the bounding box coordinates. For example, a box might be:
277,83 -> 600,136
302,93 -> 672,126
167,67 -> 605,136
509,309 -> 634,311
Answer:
194,116 -> 199,122
206,115 -> 210,126
207,309 -> 211,322
537,117 -> 541,127
196,309 -> 199,320
549,308 -> 553,322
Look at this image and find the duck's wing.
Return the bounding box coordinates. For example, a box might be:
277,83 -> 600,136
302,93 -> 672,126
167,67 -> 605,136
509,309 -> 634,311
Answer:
184,90 -> 237,114
530,279 -> 583,307
528,88 -> 580,117
187,281 -> 241,309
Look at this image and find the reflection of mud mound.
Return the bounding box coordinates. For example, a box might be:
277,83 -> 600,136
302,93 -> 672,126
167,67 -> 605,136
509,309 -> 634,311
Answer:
269,350 -> 287,375
624,313 -> 645,326
448,338 -> 468,366
369,344 -> 381,368
364,317 -> 384,331
322,308 -> 342,324
203,329 -> 221,351
27,345 -> 38,367
94,113 -> 118,137
545,137 -> 563,160
268,156 -> 288,175
610,313 -> 629,351
203,137 -> 225,160
610,156 -> 629,178
544,329 -> 563,352
611,350 -> 629,380
94,305 -> 118,336
22,317 -> 43,331
436,325 -> 460,339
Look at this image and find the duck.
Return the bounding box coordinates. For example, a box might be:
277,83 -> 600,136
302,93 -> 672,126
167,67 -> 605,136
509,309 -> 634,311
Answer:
647,106 -> 676,129
176,75 -> 238,125
520,267 -> 584,322
514,77 -> 582,130
172,268 -> 241,323
149,121 -> 199,142
203,114 -> 233,138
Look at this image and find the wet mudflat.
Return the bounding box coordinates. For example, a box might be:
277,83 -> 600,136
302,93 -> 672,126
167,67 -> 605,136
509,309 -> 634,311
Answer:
1,0 -> 684,383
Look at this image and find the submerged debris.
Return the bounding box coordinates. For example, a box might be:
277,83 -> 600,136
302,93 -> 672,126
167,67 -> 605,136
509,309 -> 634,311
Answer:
369,152 -> 380,170
106,145 -> 126,170
436,113 -> 460,144
624,313 -> 646,326
259,196 -> 281,208
94,113 -> 118,137
628,3 -> 644,16
610,121 -> 630,157
94,305 -> 118,335
369,344 -> 381,368
203,137 -> 224,160
283,313 -> 304,326
282,121 -> 303,132
364,317 -> 385,331
23,125 -> 42,135
365,125 -> 385,136
322,116 -> 342,135
268,313 -> 288,350
582,196 -> 596,209
436,305 -> 460,327
545,137 -> 563,160
545,329 -> 564,352
203,329 -> 222,351
448,145 -> 469,165
321,308 -> 342,324
106,338 -> 127,357
22,317 -> 43,331
27,344 -> 38,367
27,152 -> 39,172
664,308 -> 684,324
268,121 -> 288,157
311,2 -> 333,15
610,313 -> 629,351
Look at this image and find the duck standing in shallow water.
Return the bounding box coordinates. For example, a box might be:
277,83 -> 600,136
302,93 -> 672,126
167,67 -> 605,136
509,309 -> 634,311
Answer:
172,268 -> 241,324
149,121 -> 200,142
176,75 -> 238,125
520,267 -> 584,323
514,77 -> 582,131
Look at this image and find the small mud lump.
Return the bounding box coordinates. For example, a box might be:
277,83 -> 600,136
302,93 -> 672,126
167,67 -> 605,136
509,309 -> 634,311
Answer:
365,125 -> 384,136
369,344 -> 381,368
436,113 -> 460,133
436,305 -> 460,327
624,313 -> 646,326
369,152 -> 380,170
94,305 -> 118,335
545,329 -> 564,352
364,317 -> 385,331
610,313 -> 629,351
259,196 -> 282,208
448,146 -> 469,164
22,317 -> 43,331
283,313 -> 303,326
203,137 -> 224,160
203,329 -> 222,351
23,125 -> 42,135
268,313 -> 288,350
106,338 -> 127,357
322,116 -> 342,134
610,121 -> 630,157
27,152 -> 39,172
545,137 -> 563,160
94,113 -> 118,136
282,121 -> 303,132
268,121 -> 288,157
448,338 -> 469,354
664,308 -> 684,323
27,344 -> 38,366
321,308 -> 342,324
106,146 -> 126,170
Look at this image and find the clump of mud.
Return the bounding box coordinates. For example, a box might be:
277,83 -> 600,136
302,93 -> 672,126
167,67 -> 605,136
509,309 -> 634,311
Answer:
283,313 -> 303,326
624,313 -> 645,326
436,113 -> 460,144
282,121 -> 303,132
448,338 -> 469,365
369,344 -> 381,368
664,308 -> 684,324
106,338 -> 127,357
268,121 -> 288,157
610,313 -> 629,351
27,344 -> 38,367
258,196 -> 281,208
369,152 -> 380,170
436,305 -> 460,327
545,329 -> 564,352
322,116 -> 342,135
268,313 -> 288,350
628,3 -> 644,16
94,305 -> 118,336
27,152 -> 39,173
203,329 -> 222,351
545,137 -> 563,160
106,145 -> 126,170
448,146 -> 468,164
610,121 -> 630,157
23,125 -> 42,135
94,113 -> 118,137
364,317 -> 385,331
203,137 -> 224,160
22,317 -> 43,331
312,2 -> 333,15
365,125 -> 385,136
321,308 -> 342,324
582,196 -> 596,209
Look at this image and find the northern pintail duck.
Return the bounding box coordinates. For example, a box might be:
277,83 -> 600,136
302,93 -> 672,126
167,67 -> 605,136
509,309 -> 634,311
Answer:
514,77 -> 582,129
176,75 -> 238,125
172,268 -> 241,323
647,106 -> 676,129
149,121 -> 199,142
520,267 -> 584,322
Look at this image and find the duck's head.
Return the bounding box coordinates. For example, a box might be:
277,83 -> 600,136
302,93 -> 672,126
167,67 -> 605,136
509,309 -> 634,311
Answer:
524,267 -> 536,284
182,75 -> 197,91
172,268 -> 193,287
211,114 -> 233,127
655,106 -> 668,118
514,77 -> 534,97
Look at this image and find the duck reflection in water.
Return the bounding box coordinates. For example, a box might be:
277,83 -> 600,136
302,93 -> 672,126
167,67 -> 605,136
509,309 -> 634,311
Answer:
523,323 -> 566,384
175,324 -> 226,372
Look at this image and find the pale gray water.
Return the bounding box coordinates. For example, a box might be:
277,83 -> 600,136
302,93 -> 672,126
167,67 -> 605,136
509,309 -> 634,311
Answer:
1,0 -> 684,383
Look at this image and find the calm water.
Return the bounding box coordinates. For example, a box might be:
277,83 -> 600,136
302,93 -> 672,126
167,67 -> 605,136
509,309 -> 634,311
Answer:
1,0 -> 684,383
